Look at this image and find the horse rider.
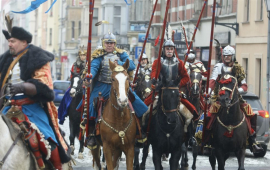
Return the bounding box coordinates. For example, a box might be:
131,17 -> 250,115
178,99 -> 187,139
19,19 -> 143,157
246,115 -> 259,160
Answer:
205,45 -> 263,153
70,46 -> 86,78
0,27 -> 71,170
58,47 -> 87,125
83,32 -> 148,149
147,39 -> 199,143
185,50 -> 207,77
134,53 -> 152,95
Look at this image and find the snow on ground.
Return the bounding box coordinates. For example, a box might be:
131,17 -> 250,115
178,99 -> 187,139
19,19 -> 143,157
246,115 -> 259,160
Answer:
59,117 -> 270,169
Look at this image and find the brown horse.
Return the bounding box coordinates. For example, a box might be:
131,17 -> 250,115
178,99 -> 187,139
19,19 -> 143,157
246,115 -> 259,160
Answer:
91,59 -> 136,170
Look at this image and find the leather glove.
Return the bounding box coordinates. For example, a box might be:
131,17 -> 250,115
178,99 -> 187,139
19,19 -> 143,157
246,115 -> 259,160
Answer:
9,83 -> 25,95
180,92 -> 187,99
9,82 -> 37,96
238,87 -> 244,93
151,78 -> 157,86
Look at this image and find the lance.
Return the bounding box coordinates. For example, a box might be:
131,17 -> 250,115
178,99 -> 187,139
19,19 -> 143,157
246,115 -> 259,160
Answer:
146,0 -> 171,136
172,30 -> 180,59
180,21 -> 188,48
184,0 -> 208,65
201,0 -> 217,152
79,0 -> 95,140
132,0 -> 159,88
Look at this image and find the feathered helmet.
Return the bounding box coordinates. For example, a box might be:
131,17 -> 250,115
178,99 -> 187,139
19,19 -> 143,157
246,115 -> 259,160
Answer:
78,45 -> 87,56
102,31 -> 117,48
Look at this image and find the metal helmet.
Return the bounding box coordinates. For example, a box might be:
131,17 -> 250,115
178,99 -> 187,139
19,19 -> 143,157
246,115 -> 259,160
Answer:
163,39 -> 175,48
187,53 -> 195,60
102,31 -> 116,48
78,45 -> 87,56
185,49 -> 195,54
223,45 -> 235,61
141,53 -> 149,65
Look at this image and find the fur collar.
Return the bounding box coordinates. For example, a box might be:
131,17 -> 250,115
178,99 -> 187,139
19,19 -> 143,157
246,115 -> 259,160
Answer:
0,45 -> 54,85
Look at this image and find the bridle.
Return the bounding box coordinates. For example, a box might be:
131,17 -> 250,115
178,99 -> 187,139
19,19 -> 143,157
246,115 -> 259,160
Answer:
161,87 -> 180,113
218,74 -> 239,110
70,75 -> 83,95
189,69 -> 202,99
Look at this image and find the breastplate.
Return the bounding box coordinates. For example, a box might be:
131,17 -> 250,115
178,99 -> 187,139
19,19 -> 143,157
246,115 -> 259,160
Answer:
97,53 -> 120,84
160,57 -> 179,84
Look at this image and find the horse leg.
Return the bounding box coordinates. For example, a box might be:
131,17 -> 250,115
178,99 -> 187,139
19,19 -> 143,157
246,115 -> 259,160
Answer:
215,149 -> 225,170
170,150 -> 182,170
69,119 -> 75,155
125,146 -> 135,170
191,143 -> 199,170
180,142 -> 188,168
103,143 -> 114,170
133,147 -> 140,170
91,145 -> 102,170
152,148 -> 163,170
209,151 -> 216,170
77,135 -> 84,159
112,149 -> 121,170
140,143 -> 149,170
235,148 -> 246,170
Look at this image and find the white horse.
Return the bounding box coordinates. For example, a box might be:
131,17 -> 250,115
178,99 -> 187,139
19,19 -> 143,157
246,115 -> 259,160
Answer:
0,114 -> 72,170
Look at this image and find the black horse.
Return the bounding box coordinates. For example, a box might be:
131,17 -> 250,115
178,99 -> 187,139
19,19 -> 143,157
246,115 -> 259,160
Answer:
180,66 -> 203,170
68,71 -> 85,159
143,79 -> 184,170
133,73 -> 152,170
209,68 -> 248,170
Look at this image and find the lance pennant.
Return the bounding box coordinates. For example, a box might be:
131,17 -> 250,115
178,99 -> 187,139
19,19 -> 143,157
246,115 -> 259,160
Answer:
12,0 -> 57,14
124,0 -> 137,5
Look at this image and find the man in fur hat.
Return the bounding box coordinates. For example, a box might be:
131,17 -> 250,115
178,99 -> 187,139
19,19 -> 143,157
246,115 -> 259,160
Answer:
0,27 -> 71,170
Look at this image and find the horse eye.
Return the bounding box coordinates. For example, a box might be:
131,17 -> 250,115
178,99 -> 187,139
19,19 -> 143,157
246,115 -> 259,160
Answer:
112,79 -> 115,81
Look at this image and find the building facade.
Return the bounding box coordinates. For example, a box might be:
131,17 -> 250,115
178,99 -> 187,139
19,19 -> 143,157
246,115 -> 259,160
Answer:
236,0 -> 268,108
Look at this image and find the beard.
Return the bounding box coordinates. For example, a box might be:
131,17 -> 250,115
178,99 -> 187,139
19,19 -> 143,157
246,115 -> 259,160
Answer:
9,49 -> 16,55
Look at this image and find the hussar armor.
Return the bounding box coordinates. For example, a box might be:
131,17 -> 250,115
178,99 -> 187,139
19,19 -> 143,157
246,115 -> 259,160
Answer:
210,63 -> 246,85
160,57 -> 179,84
138,65 -> 151,76
185,60 -> 206,73
97,53 -> 120,83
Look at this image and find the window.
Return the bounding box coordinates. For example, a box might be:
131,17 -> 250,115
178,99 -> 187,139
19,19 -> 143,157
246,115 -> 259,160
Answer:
49,28 -> 52,45
114,6 -> 121,35
244,0 -> 250,22
220,0 -> 232,15
135,0 -> 143,20
92,8 -> 99,36
78,21 -> 81,37
71,21 -> 75,39
256,0 -> 263,20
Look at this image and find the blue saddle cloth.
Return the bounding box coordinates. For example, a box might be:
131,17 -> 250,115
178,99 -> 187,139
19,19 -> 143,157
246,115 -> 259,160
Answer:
58,88 -> 73,125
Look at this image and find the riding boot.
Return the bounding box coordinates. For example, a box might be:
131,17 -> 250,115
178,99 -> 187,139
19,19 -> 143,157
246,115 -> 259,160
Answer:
248,115 -> 264,153
25,128 -> 45,169
85,120 -> 97,150
49,146 -> 62,170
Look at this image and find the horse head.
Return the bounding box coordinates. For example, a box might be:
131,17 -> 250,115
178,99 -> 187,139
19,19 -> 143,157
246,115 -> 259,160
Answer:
109,59 -> 130,108
69,71 -> 83,97
160,85 -> 180,124
218,67 -> 238,108
189,65 -> 202,97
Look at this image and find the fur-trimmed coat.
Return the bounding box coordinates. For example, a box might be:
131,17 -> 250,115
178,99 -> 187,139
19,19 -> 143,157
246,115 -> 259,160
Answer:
0,45 -> 71,163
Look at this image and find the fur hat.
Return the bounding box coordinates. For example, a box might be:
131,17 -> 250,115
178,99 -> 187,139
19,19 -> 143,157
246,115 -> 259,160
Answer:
2,30 -> 11,40
11,27 -> 32,43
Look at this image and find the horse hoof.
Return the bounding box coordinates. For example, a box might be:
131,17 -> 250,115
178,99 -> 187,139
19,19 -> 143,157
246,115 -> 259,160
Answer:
78,152 -> 84,159
70,145 -> 75,155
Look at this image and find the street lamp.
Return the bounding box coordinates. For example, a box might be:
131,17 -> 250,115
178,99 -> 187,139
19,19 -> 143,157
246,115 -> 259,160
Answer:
264,0 -> 270,113
211,3 -> 239,35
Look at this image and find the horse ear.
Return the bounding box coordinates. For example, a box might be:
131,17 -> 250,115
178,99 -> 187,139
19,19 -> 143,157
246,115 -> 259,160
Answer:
109,59 -> 116,71
122,59 -> 129,70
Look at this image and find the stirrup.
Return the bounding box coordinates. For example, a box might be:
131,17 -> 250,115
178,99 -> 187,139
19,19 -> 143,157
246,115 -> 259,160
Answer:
252,143 -> 264,153
86,134 -> 97,150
